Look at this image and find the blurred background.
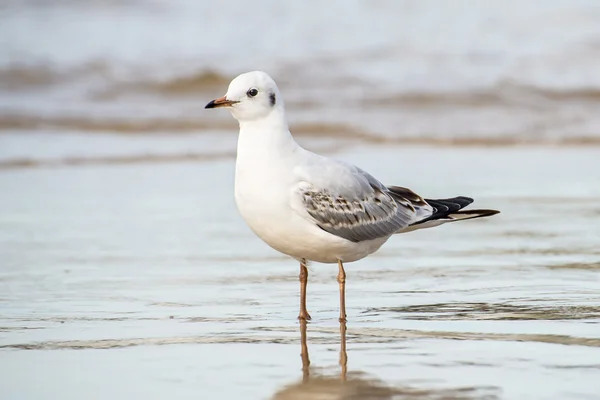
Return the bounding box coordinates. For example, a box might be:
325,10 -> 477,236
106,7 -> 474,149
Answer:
2,0 -> 600,165
1,1 -> 600,400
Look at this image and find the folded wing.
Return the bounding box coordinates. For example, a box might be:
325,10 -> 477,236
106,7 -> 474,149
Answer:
292,160 -> 498,242
294,163 -> 429,242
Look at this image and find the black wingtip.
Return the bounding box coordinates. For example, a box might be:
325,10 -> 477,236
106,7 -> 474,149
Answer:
413,196 -> 497,226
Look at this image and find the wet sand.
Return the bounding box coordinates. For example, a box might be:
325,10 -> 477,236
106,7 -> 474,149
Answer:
1,145 -> 599,399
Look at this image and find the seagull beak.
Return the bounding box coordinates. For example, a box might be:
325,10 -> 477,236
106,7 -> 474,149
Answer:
205,96 -> 238,109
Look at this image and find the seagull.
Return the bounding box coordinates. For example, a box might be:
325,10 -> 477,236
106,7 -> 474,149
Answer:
205,71 -> 499,322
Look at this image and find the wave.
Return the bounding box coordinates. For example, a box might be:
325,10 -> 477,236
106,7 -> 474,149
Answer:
292,123 -> 600,146
95,70 -> 231,99
363,83 -> 600,108
139,70 -> 230,95
0,152 -> 235,170
0,65 -> 61,91
2,113 -> 600,147
100,75 -> 600,104
0,62 -> 109,91
0,113 -> 232,132
6,63 -> 600,106
0,64 -> 230,96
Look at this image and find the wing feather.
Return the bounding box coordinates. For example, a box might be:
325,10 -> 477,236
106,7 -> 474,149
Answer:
296,168 -> 422,243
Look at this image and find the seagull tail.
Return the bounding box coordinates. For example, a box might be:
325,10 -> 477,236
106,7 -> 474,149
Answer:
397,196 -> 499,234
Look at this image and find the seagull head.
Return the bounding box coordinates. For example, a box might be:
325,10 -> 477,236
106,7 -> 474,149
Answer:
205,71 -> 282,122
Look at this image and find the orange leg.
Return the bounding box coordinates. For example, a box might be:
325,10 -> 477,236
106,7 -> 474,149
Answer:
298,259 -> 312,321
337,260 -> 347,323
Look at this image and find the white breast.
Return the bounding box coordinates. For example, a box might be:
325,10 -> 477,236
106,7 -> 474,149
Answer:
233,131 -> 300,254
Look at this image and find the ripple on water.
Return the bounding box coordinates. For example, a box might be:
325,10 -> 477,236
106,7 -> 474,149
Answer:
364,302 -> 600,321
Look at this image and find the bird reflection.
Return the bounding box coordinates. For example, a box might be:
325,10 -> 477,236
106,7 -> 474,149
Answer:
299,319 -> 347,384
272,321 -> 497,400
299,319 -> 311,383
273,321 -> 407,400
338,321 -> 348,381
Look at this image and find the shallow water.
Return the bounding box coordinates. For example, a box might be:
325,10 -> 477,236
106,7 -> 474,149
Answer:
2,1 -> 600,399
1,146 -> 599,399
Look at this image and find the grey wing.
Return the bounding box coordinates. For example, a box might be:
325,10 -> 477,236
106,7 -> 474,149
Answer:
296,166 -> 426,243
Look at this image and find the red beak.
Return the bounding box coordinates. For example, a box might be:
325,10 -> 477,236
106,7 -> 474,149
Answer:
205,96 -> 239,109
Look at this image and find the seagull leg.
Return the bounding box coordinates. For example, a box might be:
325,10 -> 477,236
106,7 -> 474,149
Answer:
337,260 -> 347,322
298,259 -> 312,321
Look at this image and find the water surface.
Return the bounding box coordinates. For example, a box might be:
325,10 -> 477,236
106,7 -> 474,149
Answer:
1,146 -> 599,399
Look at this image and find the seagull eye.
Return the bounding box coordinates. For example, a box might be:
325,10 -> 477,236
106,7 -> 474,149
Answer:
247,88 -> 258,97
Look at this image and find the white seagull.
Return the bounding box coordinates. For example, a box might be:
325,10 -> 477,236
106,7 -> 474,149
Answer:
205,71 -> 499,322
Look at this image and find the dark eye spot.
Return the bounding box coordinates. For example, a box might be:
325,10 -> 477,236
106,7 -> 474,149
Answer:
269,92 -> 276,106
247,88 -> 258,97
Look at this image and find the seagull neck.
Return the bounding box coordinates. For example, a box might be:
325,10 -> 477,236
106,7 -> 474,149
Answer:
237,110 -> 298,154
